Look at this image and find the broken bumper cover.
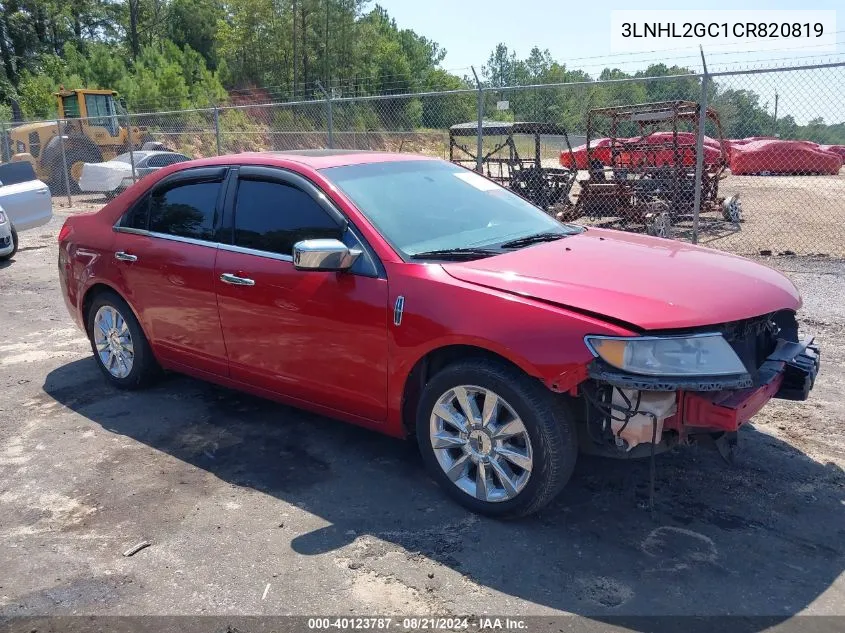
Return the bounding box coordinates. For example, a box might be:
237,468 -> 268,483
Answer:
588,337 -> 820,433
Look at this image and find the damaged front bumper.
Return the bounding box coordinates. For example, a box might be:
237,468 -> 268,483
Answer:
583,337 -> 820,452
681,338 -> 820,432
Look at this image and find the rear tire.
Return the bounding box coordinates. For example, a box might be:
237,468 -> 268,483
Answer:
86,291 -> 160,389
0,225 -> 17,261
416,359 -> 577,518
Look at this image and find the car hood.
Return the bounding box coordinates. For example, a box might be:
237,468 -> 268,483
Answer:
442,228 -> 801,331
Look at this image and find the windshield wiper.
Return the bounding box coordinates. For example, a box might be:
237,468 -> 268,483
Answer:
409,247 -> 501,261
499,231 -> 568,249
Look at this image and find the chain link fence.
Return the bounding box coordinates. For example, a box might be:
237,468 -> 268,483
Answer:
1,61 -> 843,257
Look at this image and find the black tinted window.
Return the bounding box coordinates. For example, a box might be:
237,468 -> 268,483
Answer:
233,179 -> 341,255
121,195 -> 150,230
0,161 -> 37,186
147,154 -> 188,168
149,180 -> 220,240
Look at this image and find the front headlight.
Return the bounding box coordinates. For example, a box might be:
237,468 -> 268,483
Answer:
585,333 -> 747,377
0,210 -> 7,225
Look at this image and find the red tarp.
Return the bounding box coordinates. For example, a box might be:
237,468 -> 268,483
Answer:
560,133 -> 724,169
821,145 -> 845,160
724,137 -> 779,160
729,139 -> 842,175
560,138 -> 612,169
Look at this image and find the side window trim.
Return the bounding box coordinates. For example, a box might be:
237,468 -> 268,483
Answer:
218,242 -> 293,263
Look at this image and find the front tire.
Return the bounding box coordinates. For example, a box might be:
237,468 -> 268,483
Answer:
416,359 -> 578,518
86,291 -> 159,389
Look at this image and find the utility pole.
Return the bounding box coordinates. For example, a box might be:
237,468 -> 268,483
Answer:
692,46 -> 709,245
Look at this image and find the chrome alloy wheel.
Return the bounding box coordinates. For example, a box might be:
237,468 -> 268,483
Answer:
722,195 -> 743,224
429,385 -> 533,503
93,305 -> 134,379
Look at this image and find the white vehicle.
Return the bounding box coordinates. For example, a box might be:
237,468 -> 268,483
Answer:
78,151 -> 190,194
0,161 -> 53,261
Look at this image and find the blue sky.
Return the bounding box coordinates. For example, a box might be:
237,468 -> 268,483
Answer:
378,0 -> 843,124
378,0 -> 842,74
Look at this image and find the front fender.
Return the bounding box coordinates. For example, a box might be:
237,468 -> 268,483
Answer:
384,263 -> 636,433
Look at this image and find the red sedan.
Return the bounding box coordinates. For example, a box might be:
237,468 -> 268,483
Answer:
58,150 -> 820,517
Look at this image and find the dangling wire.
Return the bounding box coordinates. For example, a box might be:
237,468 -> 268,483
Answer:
581,383 -> 643,440
648,411 -> 658,519
582,383 -> 660,518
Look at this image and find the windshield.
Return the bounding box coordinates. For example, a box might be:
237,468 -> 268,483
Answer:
322,160 -> 581,258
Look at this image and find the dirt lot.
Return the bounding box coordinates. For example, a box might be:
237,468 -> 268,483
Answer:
1,200 -> 844,628
567,172 -> 845,258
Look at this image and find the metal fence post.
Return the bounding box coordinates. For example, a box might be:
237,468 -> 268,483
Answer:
316,81 -> 334,148
55,119 -> 72,207
124,112 -> 137,184
213,105 -> 222,156
471,66 -> 483,173
692,50 -> 709,245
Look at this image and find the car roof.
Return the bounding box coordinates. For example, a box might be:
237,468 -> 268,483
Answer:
130,151 -> 439,193
241,150 -> 437,169
114,150 -> 187,162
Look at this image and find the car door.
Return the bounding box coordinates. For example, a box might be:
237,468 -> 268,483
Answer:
0,161 -> 52,231
214,166 -> 389,421
112,167 -> 230,376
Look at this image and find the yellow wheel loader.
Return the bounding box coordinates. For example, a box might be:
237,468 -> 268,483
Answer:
4,89 -> 154,194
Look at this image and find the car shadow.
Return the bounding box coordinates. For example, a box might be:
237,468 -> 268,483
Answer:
41,358 -> 845,623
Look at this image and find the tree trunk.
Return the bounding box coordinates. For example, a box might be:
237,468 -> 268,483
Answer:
323,0 -> 329,84
128,0 -> 140,60
0,12 -> 16,85
300,2 -> 308,94
292,0 -> 298,94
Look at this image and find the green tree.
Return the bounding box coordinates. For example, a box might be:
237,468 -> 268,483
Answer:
169,0 -> 222,68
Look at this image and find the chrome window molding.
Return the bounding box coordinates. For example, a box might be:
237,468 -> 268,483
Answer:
113,225 -> 295,261
218,242 -> 293,262
113,225 -> 217,249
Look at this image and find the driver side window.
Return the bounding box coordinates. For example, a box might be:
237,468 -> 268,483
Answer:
232,179 -> 343,256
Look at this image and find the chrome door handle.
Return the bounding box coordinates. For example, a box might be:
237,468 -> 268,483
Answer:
114,251 -> 138,262
36,189 -> 49,195
220,273 -> 255,286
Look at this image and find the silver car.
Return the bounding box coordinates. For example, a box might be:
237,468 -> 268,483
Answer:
0,161 -> 53,261
78,151 -> 191,194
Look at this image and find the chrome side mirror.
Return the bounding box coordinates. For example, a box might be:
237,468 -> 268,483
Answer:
292,239 -> 361,272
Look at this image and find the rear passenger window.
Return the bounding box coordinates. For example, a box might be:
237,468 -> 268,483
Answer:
149,180 -> 220,241
121,194 -> 150,230
233,179 -> 341,255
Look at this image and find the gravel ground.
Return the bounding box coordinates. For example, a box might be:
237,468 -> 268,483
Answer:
1,202 -> 844,628
560,170 -> 845,258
